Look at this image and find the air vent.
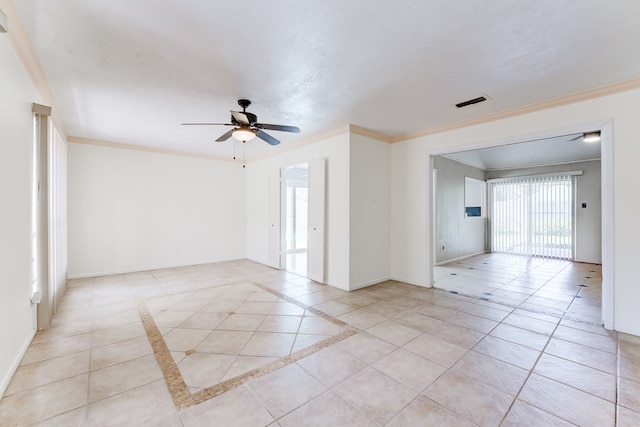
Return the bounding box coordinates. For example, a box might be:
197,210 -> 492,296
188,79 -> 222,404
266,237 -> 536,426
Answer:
455,96 -> 488,109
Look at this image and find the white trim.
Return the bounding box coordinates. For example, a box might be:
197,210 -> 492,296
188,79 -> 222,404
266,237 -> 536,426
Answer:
427,118 -> 614,329
0,330 -> 35,401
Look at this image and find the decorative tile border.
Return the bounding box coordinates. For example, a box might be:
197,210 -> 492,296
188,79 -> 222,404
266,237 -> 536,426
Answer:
137,282 -> 359,410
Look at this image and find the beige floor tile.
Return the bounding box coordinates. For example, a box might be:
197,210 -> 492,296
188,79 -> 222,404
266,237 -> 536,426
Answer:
178,352 -> 236,388
336,332 -> 397,364
247,363 -> 327,419
387,396 -> 476,427
474,335 -> 540,370
181,385 -> 274,426
6,350 -> 89,396
462,302 -> 512,322
31,406 -> 88,427
235,301 -> 276,314
87,379 -> 176,427
177,311 -> 228,329
217,313 -> 266,331
503,312 -> 559,335
241,332 -> 296,357
298,316 -> 341,335
391,311 -> 442,332
373,348 -> 446,392
90,335 -> 154,371
413,302 -> 458,320
313,300 -> 356,317
199,299 -> 241,313
450,350 -> 528,396
144,413 -> 184,427
552,325 -> 617,354
619,355 -> 640,383
337,307 -> 388,330
222,355 -> 278,381
534,353 -> 616,401
88,354 -> 163,403
291,333 -> 332,352
258,314 -> 303,333
90,321 -> 146,348
518,373 -> 615,426
619,377 -> 640,412
278,391 -> 372,427
424,371 -> 513,426
297,346 -> 367,388
502,400 -> 573,426
19,333 -> 91,366
0,374 -> 88,426
91,309 -> 141,331
269,302 -> 306,316
366,320 -> 422,346
446,311 -> 499,334
334,367 -> 418,425
427,321 -> 486,348
490,323 -> 550,351
162,328 -> 211,352
544,337 -> 617,374
403,333 -> 468,368
196,330 -> 253,354
617,406 -> 640,427
153,310 -> 196,328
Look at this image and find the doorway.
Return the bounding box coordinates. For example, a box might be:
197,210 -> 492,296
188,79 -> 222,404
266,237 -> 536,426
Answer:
283,163 -> 309,276
429,123 -> 613,328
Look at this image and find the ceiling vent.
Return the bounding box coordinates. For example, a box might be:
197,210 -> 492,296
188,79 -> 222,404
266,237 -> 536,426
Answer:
455,95 -> 488,109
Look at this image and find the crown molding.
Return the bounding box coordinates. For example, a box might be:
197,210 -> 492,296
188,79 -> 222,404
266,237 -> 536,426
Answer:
348,124 -> 393,143
392,77 -> 640,143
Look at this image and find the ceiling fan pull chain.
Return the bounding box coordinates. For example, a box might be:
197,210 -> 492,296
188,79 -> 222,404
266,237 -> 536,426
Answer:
243,142 -> 246,168
233,139 -> 236,160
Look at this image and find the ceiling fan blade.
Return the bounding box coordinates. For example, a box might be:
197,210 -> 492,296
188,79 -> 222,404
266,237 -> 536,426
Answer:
568,135 -> 582,141
181,123 -> 233,126
215,129 -> 234,142
256,130 -> 280,145
256,123 -> 300,133
231,110 -> 251,125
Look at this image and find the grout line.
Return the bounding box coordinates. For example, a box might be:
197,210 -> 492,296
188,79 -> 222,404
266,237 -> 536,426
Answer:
135,282 -> 359,410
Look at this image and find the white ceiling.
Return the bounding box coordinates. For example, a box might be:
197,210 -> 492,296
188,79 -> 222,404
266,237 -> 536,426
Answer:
442,133 -> 602,170
13,1 -> 640,162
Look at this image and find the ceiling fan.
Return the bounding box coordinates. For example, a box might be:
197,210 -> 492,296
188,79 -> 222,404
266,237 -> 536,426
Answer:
182,99 -> 300,145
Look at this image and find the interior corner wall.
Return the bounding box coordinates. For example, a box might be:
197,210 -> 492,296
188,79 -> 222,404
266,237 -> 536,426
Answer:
0,33 -> 39,397
67,143 -> 246,277
390,88 -> 640,336
246,133 -> 351,290
433,156 -> 487,264
349,134 -> 390,289
486,160 -> 602,264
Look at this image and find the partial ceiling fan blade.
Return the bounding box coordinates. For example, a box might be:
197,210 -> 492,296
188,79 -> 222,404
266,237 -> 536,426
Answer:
568,134 -> 583,141
231,111 -> 251,125
215,129 -> 235,142
256,130 -> 280,146
255,123 -> 300,133
181,123 -> 233,126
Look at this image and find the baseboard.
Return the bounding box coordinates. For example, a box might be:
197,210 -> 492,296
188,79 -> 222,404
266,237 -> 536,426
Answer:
389,275 -> 431,288
0,329 -> 36,402
435,251 -> 488,266
349,276 -> 391,291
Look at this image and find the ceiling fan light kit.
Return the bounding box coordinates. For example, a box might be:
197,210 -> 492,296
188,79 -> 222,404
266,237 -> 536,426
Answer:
182,99 -> 300,147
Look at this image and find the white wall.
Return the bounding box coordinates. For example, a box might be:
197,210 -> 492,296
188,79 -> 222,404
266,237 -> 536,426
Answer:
67,143 -> 246,277
349,134 -> 390,289
390,88 -> 640,336
433,156 -> 487,264
246,133 -> 351,289
486,160 -> 602,263
0,32 -> 39,397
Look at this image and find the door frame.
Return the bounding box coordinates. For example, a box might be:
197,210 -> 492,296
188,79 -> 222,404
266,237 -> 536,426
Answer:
426,119 -> 614,329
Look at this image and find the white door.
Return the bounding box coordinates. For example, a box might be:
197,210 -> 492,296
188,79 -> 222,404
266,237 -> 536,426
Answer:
307,158 -> 326,283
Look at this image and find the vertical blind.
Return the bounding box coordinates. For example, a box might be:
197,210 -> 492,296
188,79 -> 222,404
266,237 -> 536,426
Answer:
489,174 -> 574,260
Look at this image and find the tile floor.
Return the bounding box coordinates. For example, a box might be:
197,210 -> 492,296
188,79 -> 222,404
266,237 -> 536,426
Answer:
1,257 -> 639,426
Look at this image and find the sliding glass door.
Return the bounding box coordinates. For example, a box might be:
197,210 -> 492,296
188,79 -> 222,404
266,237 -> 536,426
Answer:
490,175 -> 574,259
